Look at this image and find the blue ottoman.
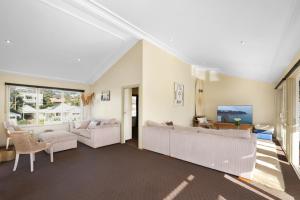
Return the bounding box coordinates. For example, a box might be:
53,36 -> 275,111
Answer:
254,125 -> 274,140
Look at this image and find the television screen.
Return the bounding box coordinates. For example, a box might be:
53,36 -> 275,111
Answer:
217,105 -> 252,124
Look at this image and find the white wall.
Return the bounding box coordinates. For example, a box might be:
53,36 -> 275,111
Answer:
142,40 -> 195,126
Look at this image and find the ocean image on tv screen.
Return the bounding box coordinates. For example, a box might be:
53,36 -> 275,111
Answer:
217,105 -> 252,124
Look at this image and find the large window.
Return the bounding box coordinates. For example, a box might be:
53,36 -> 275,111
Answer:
8,85 -> 83,126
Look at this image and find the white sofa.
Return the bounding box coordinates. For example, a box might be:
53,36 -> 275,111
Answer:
71,119 -> 121,148
143,121 -> 256,179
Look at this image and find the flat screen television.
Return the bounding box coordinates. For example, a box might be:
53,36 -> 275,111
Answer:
217,105 -> 253,124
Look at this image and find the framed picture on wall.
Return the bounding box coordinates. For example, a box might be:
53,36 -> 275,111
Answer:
174,82 -> 184,106
101,90 -> 110,101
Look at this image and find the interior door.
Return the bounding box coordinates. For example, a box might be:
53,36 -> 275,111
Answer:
123,88 -> 132,141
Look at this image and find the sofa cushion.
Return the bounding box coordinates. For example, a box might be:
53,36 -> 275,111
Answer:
72,129 -> 91,139
174,125 -> 199,133
146,120 -> 173,129
101,118 -> 119,126
198,128 -> 251,139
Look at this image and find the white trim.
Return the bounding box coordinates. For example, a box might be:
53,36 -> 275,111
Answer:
39,0 -> 126,40
268,0 -> 298,76
43,0 -> 194,66
5,85 -> 10,121
38,0 -> 194,83
291,163 -> 300,180
0,69 -> 87,84
121,84 -> 142,149
85,0 -> 194,65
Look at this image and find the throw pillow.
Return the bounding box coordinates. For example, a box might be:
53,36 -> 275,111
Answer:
78,120 -> 90,129
74,122 -> 82,129
165,121 -> 174,126
88,121 -> 98,129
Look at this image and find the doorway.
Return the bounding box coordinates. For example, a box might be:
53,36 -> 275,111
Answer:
122,86 -> 139,148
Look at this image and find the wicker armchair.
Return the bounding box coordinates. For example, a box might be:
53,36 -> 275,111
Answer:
11,133 -> 53,172
3,121 -> 32,150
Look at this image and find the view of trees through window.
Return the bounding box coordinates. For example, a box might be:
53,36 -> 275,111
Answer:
8,86 -> 82,125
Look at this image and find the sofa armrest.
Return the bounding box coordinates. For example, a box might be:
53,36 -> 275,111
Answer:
93,124 -> 120,129
69,122 -> 75,132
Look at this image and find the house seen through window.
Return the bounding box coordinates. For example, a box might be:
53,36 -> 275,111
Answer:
8,85 -> 83,125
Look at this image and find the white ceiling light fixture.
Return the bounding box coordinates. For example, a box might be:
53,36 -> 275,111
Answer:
240,40 -> 246,46
208,70 -> 220,82
77,58 -> 81,62
191,65 -> 207,80
191,65 -> 220,81
4,39 -> 11,44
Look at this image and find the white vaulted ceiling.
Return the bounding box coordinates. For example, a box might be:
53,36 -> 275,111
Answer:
0,0 -> 300,83
95,0 -> 300,82
0,0 -> 138,83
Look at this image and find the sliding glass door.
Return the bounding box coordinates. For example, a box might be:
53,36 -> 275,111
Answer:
276,85 -> 287,151
294,79 -> 300,172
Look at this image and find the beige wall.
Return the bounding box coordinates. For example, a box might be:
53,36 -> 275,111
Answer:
91,41 -> 142,120
142,41 -> 195,126
0,72 -> 91,146
203,73 -> 276,125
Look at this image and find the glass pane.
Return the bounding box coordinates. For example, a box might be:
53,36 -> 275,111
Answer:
38,89 -> 62,125
62,91 -> 82,122
132,96 -> 137,117
9,86 -> 37,125
298,81 -> 300,169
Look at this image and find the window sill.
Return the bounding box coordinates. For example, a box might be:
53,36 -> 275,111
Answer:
19,122 -> 70,128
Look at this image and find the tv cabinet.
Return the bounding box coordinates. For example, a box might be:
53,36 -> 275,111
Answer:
214,122 -> 253,132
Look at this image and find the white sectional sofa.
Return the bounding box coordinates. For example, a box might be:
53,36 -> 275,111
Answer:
71,119 -> 121,148
143,121 -> 256,179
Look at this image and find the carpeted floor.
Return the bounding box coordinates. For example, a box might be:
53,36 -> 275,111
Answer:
0,140 -> 299,200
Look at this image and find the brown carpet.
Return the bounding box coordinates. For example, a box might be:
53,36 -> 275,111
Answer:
0,141 -> 299,200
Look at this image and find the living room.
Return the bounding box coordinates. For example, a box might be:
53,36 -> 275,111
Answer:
1,0 -> 300,200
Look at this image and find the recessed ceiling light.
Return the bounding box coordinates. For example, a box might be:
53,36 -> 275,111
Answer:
4,40 -> 11,44
240,41 -> 246,45
77,58 -> 81,62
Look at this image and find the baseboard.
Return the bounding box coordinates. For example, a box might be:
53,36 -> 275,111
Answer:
238,176 -> 253,183
291,163 -> 300,180
275,137 -> 300,180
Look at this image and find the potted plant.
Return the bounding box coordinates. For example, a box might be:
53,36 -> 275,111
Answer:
234,118 -> 241,129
